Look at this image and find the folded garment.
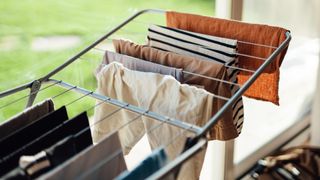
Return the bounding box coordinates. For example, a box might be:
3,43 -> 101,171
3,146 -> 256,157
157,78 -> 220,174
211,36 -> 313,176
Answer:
93,62 -> 212,179
113,39 -> 239,140
166,11 -> 290,105
0,99 -> 54,140
147,25 -> 244,134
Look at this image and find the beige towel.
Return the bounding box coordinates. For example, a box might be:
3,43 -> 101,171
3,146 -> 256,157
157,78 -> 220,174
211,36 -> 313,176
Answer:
93,62 -> 214,180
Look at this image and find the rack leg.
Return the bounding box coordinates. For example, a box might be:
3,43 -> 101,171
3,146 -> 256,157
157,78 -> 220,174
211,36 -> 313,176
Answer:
26,80 -> 41,108
200,140 -> 234,179
224,140 -> 235,180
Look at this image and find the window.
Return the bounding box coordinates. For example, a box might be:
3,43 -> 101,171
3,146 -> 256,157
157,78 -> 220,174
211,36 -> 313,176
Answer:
231,0 -> 319,178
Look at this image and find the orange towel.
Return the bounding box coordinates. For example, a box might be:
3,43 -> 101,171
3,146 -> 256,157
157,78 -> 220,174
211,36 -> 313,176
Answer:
166,11 -> 290,105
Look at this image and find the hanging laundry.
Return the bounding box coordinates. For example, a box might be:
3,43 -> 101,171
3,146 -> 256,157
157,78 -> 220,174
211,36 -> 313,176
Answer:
98,50 -> 184,83
39,131 -> 126,180
0,106 -> 68,161
93,62 -> 214,180
166,11 -> 290,105
113,39 -> 239,140
116,147 -> 170,180
3,130 -> 92,180
0,168 -> 27,180
0,111 -> 91,177
0,99 -> 54,140
147,25 -> 244,134
164,137 -> 204,179
148,25 -> 237,65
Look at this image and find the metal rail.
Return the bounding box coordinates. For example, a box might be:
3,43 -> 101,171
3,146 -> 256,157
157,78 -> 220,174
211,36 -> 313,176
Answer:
46,79 -> 202,134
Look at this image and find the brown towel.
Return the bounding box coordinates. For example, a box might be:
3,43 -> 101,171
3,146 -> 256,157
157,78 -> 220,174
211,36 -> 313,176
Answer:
0,99 -> 54,139
166,11 -> 290,105
113,39 -> 238,141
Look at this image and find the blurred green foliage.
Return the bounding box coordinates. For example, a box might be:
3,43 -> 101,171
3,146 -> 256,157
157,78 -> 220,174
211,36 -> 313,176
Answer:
0,0 -> 214,122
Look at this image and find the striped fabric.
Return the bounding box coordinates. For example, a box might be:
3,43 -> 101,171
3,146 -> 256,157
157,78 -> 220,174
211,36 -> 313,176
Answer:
147,25 -> 244,134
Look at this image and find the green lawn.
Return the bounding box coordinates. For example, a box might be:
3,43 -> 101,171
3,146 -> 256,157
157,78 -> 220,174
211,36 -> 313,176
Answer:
0,0 -> 214,122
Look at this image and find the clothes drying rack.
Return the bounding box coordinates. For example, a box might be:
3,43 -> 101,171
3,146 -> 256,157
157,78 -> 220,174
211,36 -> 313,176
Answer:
0,9 -> 291,179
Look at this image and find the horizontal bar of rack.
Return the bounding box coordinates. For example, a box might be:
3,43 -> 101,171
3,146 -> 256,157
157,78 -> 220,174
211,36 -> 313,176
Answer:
46,79 -> 202,134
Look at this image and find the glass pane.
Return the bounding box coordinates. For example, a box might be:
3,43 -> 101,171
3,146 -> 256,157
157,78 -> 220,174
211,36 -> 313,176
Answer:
235,0 -> 320,172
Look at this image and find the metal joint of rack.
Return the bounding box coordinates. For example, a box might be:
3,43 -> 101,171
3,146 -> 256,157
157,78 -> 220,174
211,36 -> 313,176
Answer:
0,9 -> 291,179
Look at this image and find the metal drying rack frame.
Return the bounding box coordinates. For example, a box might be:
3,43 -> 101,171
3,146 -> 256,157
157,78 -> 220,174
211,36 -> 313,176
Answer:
0,9 -> 291,179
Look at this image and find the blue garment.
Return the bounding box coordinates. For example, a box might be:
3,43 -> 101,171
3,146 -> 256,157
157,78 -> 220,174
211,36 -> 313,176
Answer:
116,148 -> 167,180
